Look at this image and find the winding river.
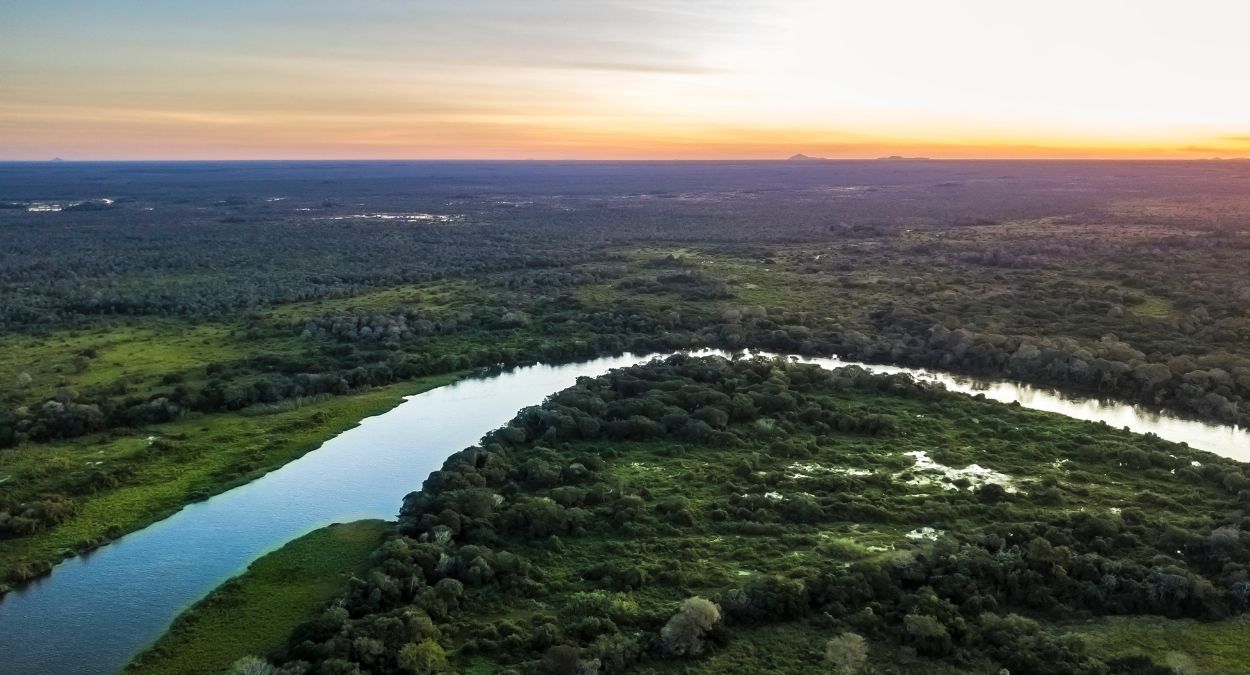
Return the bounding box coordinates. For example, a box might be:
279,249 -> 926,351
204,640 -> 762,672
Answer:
0,350 -> 1246,675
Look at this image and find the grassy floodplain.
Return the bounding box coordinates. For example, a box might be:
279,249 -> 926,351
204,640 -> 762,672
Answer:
126,520 -> 390,674
1065,616 -> 1250,674
0,372 -> 459,590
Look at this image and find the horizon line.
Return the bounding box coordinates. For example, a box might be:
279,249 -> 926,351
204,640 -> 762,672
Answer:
4,156 -> 1249,164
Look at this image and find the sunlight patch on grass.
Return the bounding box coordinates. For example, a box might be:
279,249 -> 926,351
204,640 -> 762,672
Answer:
1068,615 -> 1250,674
1129,295 -> 1175,319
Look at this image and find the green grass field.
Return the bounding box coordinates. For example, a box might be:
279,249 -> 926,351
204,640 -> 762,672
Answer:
1128,295 -> 1177,320
1067,615 -> 1250,674
0,319 -> 298,407
262,278 -> 477,321
126,520 -> 391,674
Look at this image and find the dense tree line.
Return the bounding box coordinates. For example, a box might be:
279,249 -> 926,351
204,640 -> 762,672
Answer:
3,159 -> 1247,330
860,311 -> 1250,426
4,285 -> 1246,455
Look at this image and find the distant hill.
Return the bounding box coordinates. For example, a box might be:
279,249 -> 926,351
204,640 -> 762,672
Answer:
788,154 -> 936,161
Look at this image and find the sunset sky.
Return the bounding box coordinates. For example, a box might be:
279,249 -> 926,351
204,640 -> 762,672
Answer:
2,0 -> 1249,160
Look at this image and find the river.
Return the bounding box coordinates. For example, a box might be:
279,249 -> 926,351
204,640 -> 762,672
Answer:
0,350 -> 1245,674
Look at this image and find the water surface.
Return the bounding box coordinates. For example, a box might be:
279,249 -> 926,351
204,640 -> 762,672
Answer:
799,355 -> 1248,461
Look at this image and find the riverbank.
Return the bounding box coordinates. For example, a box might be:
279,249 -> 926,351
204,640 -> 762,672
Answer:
0,353 -> 677,674
126,520 -> 390,675
0,373 -> 460,593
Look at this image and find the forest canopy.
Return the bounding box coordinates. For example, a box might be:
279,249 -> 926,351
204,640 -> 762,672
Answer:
222,355 -> 1250,674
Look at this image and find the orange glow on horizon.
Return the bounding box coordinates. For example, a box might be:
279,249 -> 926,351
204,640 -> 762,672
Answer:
4,105 -> 1244,161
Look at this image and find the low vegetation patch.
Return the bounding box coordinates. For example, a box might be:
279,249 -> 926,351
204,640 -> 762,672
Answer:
1065,615 -> 1250,674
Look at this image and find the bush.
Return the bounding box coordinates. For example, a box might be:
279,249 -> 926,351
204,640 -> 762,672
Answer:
903,614 -> 952,656
230,656 -> 278,675
540,645 -> 595,675
721,575 -> 808,622
780,494 -> 824,523
397,640 -> 448,674
824,632 -> 868,675
660,597 -> 722,657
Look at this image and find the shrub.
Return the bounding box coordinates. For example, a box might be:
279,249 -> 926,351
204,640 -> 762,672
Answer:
230,656 -> 278,675
397,640 -> 448,674
541,645 -> 593,675
721,575 -> 808,621
434,578 -> 463,607
824,632 -> 868,675
660,597 -> 722,657
903,613 -> 952,656
781,494 -> 824,523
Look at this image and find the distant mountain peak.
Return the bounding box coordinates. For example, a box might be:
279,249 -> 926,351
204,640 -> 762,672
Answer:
787,153 -> 826,161
50,157 -> 65,162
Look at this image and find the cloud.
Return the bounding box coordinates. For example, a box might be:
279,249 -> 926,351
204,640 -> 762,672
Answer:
551,60 -> 723,75
6,0 -> 1250,159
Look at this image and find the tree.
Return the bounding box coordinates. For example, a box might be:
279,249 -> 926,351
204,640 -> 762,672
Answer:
824,632 -> 868,675
230,656 -> 278,675
541,645 -> 587,675
434,578 -> 464,607
398,640 -> 448,674
660,597 -> 722,657
903,613 -> 951,656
